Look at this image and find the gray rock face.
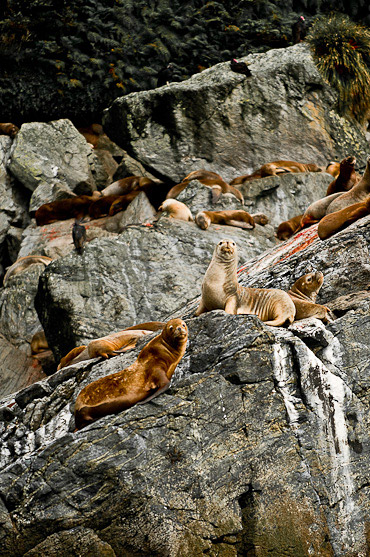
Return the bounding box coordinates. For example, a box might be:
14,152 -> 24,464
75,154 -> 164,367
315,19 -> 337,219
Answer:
8,120 -> 97,194
103,44 -> 368,183
35,217 -> 277,360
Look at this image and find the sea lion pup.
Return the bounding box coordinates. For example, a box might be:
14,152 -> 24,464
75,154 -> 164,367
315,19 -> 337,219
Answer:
57,321 -> 165,370
166,170 -> 244,205
325,161 -> 340,178
3,255 -> 52,286
276,214 -> 304,240
35,195 -> 98,226
326,156 -> 359,196
0,123 -> 19,138
195,239 -> 295,326
230,160 -> 321,185
300,192 -> 344,227
288,272 -> 332,323
250,212 -> 269,225
318,196 -> 370,240
101,176 -> 156,197
31,331 -> 49,354
195,210 -> 255,230
74,318 -> 188,430
325,155 -> 370,215
158,199 -> 193,221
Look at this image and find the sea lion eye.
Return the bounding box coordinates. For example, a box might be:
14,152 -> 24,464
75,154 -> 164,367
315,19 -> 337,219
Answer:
169,325 -> 173,330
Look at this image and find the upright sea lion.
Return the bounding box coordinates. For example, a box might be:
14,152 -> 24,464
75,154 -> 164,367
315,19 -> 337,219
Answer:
230,160 -> 321,185
325,156 -> 370,215
195,239 -> 296,326
3,255 -> 52,286
276,214 -> 303,240
72,220 -> 87,254
318,196 -> 370,240
74,318 -> 188,429
288,272 -> 332,322
195,210 -> 255,230
300,192 -> 343,227
166,170 -> 244,204
35,195 -> 99,226
58,321 -> 165,369
0,123 -> 19,138
326,156 -> 359,196
158,199 -> 193,221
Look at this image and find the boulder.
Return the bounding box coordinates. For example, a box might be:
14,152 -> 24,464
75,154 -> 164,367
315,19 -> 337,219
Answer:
8,119 -> 97,195
103,44 -> 368,183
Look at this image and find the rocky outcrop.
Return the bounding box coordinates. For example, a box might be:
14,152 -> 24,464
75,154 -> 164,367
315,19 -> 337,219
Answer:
103,44 -> 368,183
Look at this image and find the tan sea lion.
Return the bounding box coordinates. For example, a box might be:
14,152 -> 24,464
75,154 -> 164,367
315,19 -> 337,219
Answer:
325,155 -> 370,215
74,318 -> 188,430
288,272 -> 332,322
195,210 -> 255,230
325,161 -> 340,178
158,199 -> 193,221
0,123 -> 19,138
230,160 -> 321,185
31,331 -> 49,354
195,239 -> 295,326
35,195 -> 99,225
326,156 -> 359,196
300,192 -> 343,227
318,196 -> 370,240
250,212 -> 269,226
276,214 -> 304,240
3,255 -> 52,286
57,321 -> 165,370
166,170 -> 244,204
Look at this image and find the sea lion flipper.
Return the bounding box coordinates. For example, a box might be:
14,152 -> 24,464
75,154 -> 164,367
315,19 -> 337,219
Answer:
194,299 -> 207,317
227,219 -> 254,229
224,295 -> 238,314
137,370 -> 170,404
211,186 -> 222,203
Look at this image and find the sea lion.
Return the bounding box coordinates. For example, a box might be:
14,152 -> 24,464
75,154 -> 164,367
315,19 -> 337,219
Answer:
326,156 -> 359,196
3,255 -> 52,286
0,123 -> 19,138
35,195 -> 99,226
72,219 -> 87,254
250,212 -> 269,226
288,272 -> 332,322
300,192 -> 343,227
101,176 -> 156,197
58,321 -> 165,370
230,160 -> 321,185
74,318 -> 188,430
318,196 -> 370,240
325,155 -> 370,215
166,170 -> 244,204
276,214 -> 303,240
195,239 -> 296,326
158,199 -> 193,221
195,210 -> 255,230
78,124 -> 103,148
108,191 -> 142,216
325,161 -> 340,178
88,193 -> 137,219
31,331 -> 49,354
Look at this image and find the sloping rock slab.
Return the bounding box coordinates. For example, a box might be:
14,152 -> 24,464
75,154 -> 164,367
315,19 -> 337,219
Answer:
103,44 -> 368,183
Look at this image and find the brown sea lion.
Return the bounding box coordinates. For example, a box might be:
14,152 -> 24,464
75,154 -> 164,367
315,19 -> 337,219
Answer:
166,170 -> 244,204
276,214 -> 304,240
88,194 -> 134,219
194,239 -> 295,326
74,318 -> 188,430
250,212 -> 269,226
35,195 -> 99,226
300,192 -> 343,227
31,331 -> 49,354
101,176 -> 156,197
318,196 -> 370,240
77,124 -> 103,148
326,156 -> 359,196
57,321 -> 166,370
325,161 -> 341,178
3,255 -> 52,286
158,199 -> 193,221
230,160 -> 321,185
195,210 -> 255,230
325,156 -> 370,215
288,272 -> 332,322
108,191 -> 142,216
0,123 -> 19,138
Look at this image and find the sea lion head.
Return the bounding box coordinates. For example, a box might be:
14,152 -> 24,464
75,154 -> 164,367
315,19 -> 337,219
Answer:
294,271 -> 324,297
195,211 -> 210,230
163,318 -> 188,346
216,239 -> 237,261
341,155 -> 356,169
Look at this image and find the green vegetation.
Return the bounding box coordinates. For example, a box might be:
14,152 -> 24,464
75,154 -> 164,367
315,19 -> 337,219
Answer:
307,14 -> 370,124
0,1 -> 368,124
